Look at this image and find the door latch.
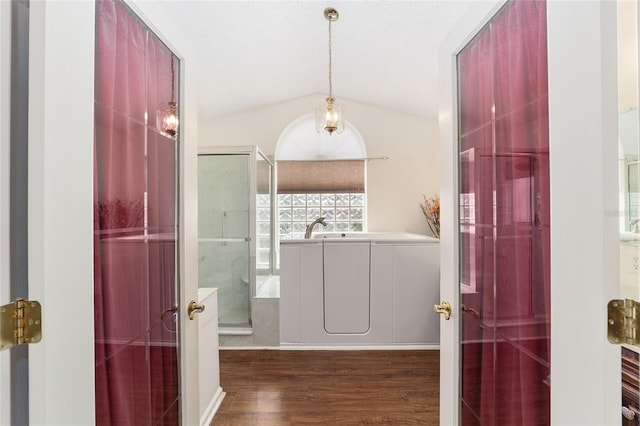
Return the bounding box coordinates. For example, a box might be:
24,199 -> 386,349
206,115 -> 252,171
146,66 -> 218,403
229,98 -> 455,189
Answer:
434,300 -> 452,320
0,298 -> 42,351
187,300 -> 205,320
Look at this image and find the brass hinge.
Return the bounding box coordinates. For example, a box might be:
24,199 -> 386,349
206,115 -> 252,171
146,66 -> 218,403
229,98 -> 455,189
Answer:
0,298 -> 42,351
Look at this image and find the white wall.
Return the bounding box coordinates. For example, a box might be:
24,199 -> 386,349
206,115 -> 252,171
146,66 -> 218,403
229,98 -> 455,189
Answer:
199,94 -> 439,235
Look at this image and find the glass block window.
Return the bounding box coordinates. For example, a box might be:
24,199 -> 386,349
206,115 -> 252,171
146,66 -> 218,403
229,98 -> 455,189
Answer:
256,193 -> 272,270
278,193 -> 366,240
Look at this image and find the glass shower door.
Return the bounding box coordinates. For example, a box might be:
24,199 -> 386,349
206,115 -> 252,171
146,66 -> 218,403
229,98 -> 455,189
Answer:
198,154 -> 251,326
256,151 -> 275,297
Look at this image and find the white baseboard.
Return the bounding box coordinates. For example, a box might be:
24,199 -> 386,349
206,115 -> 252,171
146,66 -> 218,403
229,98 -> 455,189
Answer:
279,344 -> 440,350
200,387 -> 225,426
220,344 -> 440,351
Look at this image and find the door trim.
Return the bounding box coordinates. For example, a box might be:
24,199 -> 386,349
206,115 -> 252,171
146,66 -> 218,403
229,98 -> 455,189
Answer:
27,2 -> 96,424
546,1 -> 619,423
0,1 -> 11,424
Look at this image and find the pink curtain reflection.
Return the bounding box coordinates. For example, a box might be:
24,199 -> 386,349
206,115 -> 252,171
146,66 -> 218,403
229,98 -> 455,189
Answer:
458,1 -> 550,424
94,0 -> 179,424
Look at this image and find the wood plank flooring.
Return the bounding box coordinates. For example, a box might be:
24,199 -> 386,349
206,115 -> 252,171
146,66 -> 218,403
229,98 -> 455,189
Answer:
212,349 -> 440,425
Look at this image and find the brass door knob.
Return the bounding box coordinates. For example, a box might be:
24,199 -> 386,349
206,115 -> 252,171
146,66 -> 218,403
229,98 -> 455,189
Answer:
187,300 -> 205,320
434,300 -> 452,320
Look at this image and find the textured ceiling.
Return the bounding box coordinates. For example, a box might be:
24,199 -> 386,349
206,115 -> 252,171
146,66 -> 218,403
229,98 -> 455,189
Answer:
159,1 -> 474,121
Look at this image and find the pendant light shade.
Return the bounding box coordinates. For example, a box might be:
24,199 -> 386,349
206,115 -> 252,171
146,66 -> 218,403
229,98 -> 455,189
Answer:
159,101 -> 179,136
316,7 -> 344,135
316,97 -> 344,135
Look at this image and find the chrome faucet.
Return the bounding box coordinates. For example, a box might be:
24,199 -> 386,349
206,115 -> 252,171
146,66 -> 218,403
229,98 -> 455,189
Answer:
304,217 -> 327,239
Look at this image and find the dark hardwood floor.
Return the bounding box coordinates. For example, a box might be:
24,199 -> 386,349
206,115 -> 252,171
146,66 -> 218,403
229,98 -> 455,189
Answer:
212,349 -> 440,425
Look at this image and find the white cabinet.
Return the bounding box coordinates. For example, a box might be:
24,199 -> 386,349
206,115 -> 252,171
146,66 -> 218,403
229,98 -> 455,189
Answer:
197,288 -> 225,425
280,235 -> 440,347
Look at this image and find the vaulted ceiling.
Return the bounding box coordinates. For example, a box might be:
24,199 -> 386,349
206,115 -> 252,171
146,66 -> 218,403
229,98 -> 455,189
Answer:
159,1 -> 474,121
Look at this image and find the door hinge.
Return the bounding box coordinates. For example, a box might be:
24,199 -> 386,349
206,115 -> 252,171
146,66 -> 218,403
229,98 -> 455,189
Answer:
0,298 -> 42,351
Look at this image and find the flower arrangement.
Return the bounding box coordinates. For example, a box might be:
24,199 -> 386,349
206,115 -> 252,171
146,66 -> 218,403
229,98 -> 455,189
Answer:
420,194 -> 440,238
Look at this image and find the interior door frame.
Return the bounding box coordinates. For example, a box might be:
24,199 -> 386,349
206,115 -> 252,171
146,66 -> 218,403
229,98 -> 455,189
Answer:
0,1 -> 12,424
20,1 -> 202,424
27,2 -> 96,423
438,1 -> 620,424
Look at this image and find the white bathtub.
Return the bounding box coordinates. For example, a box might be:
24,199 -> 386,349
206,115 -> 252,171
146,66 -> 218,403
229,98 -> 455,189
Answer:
280,232 -> 440,348
311,231 -> 437,242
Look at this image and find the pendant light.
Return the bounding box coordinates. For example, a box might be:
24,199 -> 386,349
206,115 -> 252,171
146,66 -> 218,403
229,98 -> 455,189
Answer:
161,101 -> 178,137
315,7 -> 344,135
158,56 -> 179,137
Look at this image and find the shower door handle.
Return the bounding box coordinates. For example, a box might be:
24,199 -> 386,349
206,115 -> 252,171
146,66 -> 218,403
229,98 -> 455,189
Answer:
187,300 -> 205,320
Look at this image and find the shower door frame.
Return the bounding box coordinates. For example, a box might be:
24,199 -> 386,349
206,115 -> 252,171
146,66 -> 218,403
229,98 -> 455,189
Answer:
198,145 -> 274,328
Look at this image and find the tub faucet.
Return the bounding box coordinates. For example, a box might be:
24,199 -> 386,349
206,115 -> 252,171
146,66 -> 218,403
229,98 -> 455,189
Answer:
304,217 -> 327,239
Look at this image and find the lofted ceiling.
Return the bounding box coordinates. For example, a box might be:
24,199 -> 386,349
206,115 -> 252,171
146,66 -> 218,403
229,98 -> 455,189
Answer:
158,1 -> 475,121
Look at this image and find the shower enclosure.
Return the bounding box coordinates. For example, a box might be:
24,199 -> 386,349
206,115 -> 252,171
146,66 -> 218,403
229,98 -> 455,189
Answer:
198,146 -> 274,330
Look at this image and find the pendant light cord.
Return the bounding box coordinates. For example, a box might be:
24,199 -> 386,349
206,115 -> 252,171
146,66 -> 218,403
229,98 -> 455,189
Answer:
328,18 -> 333,99
170,56 -> 175,103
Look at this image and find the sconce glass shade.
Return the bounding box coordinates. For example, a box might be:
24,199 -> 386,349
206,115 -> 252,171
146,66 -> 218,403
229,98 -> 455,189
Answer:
157,101 -> 179,137
315,97 -> 344,135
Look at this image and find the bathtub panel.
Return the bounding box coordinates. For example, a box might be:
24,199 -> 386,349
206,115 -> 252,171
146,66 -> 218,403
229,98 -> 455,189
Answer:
369,245 -> 395,343
280,242 -> 324,343
280,235 -> 440,346
391,244 -> 440,343
323,241 -> 371,334
301,244 -> 326,341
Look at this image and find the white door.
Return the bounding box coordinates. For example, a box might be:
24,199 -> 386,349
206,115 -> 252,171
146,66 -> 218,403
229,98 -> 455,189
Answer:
439,1 -> 620,425
1,1 -> 201,424
617,0 -> 640,422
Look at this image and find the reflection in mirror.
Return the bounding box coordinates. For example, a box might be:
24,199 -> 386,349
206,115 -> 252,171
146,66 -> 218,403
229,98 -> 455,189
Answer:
628,160 -> 639,231
618,0 -> 640,307
618,0 -> 639,237
618,0 -> 640,416
621,109 -> 640,232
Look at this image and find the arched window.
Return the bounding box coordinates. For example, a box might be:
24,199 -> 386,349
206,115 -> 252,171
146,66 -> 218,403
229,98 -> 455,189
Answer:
274,114 -> 367,240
